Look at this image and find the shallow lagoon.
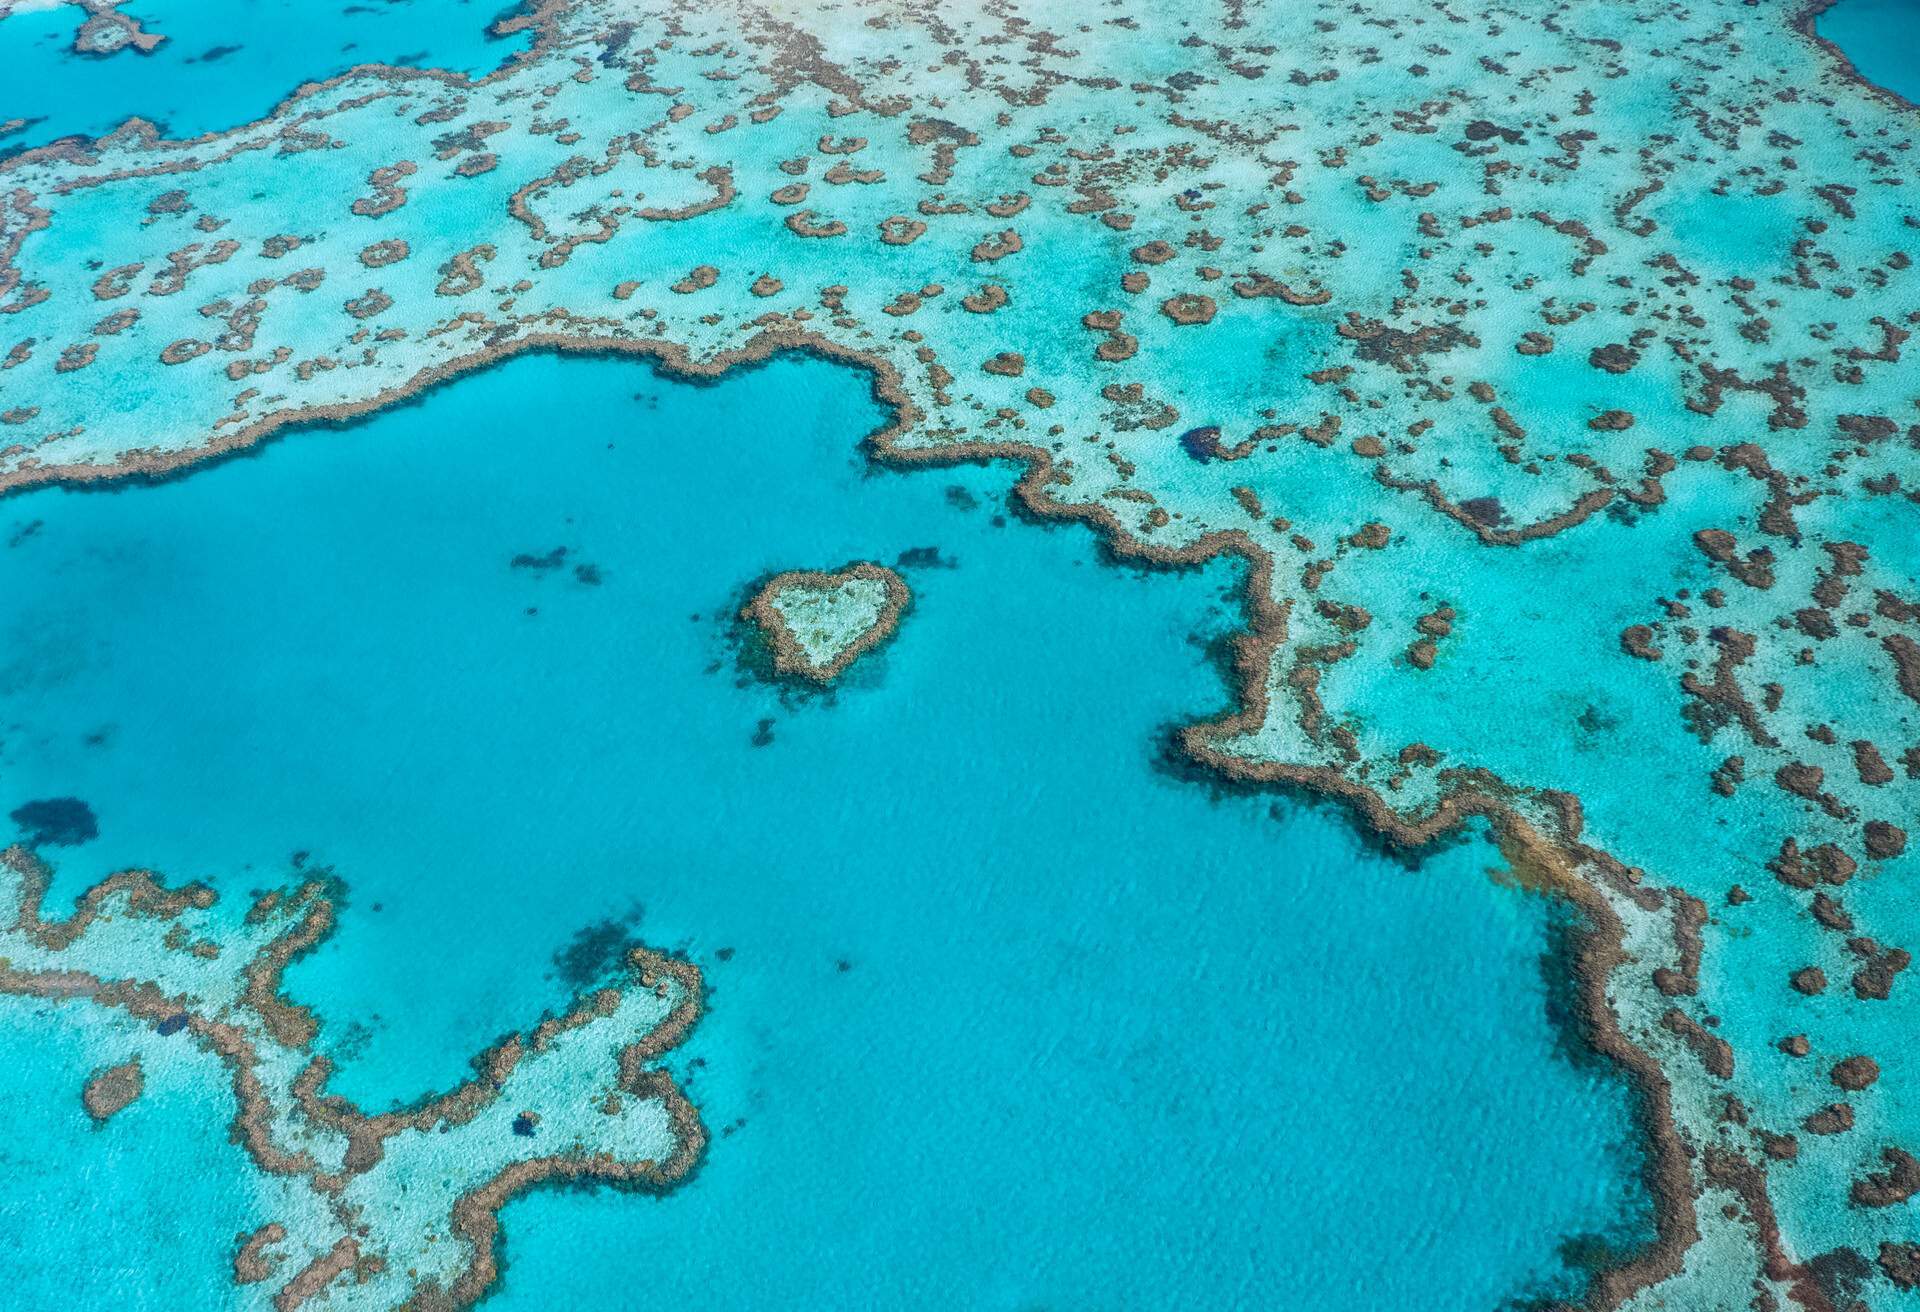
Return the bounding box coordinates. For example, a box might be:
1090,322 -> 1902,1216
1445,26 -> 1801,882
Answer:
0,0 -> 527,155
0,352 -> 1650,1307
0,1006 -> 256,1309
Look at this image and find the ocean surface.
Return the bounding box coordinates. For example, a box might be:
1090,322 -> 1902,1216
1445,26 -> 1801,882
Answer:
0,0 -> 527,156
4,0 -> 1916,1303
0,351 -> 1651,1307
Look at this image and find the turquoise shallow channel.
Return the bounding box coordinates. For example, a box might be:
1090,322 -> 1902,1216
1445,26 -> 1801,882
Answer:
0,352 -> 1648,1307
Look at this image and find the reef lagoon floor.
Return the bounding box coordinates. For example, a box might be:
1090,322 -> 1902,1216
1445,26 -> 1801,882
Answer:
0,351 -> 1650,1309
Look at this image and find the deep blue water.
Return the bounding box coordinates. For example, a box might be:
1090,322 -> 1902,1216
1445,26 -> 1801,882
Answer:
0,352 -> 1649,1307
0,0 -> 528,156
1820,0 -> 1920,100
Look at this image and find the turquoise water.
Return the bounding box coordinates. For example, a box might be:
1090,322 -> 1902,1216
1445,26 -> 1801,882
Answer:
0,1004 -> 258,1307
1820,0 -> 1920,100
0,352 -> 1650,1307
0,0 -> 527,155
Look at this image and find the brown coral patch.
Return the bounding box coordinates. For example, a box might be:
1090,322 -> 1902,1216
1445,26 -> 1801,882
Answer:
878,216 -> 928,246
344,289 -> 393,321
1832,1056 -> 1881,1091
961,285 -> 1008,314
81,1058 -> 143,1122
357,240 -> 410,269
784,210 -> 846,238
741,562 -> 911,685
1161,293 -> 1217,325
971,229 -> 1022,262
671,265 -> 719,294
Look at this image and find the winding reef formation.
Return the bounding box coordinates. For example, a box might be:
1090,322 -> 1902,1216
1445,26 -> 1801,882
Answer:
742,562 -> 910,684
0,845 -> 704,1310
2,0 -> 1919,1304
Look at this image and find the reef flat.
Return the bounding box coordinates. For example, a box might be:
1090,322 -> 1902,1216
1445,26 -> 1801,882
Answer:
2,0 -> 1919,1304
742,561 -> 909,683
0,843 -> 704,1310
